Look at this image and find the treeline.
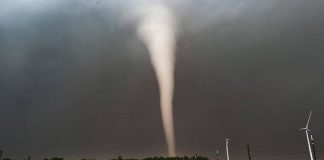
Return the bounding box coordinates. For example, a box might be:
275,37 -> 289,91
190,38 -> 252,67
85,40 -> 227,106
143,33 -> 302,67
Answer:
0,156 -> 95,160
0,150 -> 95,160
0,155 -> 67,160
112,155 -> 209,160
1,150 -> 208,160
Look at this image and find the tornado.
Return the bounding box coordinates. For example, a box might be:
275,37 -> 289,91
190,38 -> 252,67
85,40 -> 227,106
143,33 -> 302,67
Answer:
137,4 -> 177,156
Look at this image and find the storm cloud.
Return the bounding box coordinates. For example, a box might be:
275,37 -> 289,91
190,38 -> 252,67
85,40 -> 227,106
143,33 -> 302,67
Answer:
1,0 -> 324,159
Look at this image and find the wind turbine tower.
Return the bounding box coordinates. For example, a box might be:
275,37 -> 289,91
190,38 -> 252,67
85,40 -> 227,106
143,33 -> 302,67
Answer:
225,138 -> 230,160
216,149 -> 219,160
299,110 -> 314,160
311,134 -> 317,160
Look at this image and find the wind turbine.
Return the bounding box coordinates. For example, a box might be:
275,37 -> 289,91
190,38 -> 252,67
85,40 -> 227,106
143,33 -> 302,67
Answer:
225,138 -> 230,160
216,149 -> 219,160
299,110 -> 313,160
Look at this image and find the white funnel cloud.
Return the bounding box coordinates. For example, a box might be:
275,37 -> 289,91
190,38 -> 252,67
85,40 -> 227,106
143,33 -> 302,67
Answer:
136,4 -> 177,156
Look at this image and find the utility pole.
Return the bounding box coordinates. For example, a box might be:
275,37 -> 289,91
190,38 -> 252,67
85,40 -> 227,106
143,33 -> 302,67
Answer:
216,149 -> 219,160
0,150 -> 3,160
311,134 -> 317,160
247,144 -> 252,160
225,139 -> 230,160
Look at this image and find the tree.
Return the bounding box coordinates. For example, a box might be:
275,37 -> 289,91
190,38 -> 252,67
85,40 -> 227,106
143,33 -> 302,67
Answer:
50,157 -> 64,160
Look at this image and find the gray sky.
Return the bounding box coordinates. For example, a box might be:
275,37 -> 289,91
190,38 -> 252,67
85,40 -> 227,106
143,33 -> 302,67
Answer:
1,0 -> 324,159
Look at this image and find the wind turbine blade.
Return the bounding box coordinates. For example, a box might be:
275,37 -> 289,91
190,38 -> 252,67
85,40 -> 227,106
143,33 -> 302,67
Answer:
306,110 -> 313,128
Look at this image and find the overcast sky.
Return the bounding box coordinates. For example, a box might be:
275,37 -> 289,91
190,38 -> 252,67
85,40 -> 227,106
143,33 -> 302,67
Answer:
1,0 -> 324,160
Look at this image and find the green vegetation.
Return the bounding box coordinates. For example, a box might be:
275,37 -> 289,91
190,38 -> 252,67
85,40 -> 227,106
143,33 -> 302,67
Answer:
112,155 -> 209,160
0,149 -> 208,160
0,156 -> 208,160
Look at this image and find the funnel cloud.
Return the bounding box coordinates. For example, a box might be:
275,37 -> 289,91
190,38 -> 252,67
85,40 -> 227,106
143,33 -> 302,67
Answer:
136,4 -> 177,156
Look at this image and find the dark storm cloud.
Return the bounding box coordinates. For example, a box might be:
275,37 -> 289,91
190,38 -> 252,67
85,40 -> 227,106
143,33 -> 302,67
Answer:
1,0 -> 324,160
